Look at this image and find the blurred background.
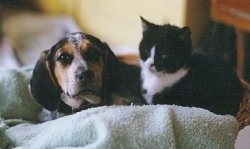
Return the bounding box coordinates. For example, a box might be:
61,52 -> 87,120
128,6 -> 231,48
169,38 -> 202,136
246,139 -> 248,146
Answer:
36,0 -> 210,49
0,0 -> 249,81
0,0 -> 210,66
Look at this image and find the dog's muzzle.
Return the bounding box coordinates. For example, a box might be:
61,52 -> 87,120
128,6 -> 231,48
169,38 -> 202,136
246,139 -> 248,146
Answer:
61,88 -> 102,109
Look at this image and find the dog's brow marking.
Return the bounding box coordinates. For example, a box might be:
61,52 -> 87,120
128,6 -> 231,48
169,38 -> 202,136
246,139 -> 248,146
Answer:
81,39 -> 91,52
67,33 -> 83,49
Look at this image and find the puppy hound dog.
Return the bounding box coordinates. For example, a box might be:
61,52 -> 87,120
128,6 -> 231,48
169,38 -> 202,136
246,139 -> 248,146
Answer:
30,32 -> 142,118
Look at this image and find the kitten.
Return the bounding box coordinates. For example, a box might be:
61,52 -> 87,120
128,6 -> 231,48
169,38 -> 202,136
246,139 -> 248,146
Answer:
139,17 -> 243,115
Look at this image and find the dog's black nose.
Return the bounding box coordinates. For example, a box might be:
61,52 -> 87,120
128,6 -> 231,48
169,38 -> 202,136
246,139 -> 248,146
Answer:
77,70 -> 94,83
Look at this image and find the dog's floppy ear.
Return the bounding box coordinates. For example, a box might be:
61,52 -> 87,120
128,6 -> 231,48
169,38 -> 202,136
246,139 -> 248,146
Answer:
99,42 -> 120,104
30,50 -> 61,111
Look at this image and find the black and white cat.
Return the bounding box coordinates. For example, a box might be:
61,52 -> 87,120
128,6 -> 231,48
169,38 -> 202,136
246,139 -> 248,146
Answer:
139,17 -> 243,115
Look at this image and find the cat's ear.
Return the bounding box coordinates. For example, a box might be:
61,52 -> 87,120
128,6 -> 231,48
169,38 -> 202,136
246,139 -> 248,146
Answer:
140,16 -> 155,32
179,27 -> 191,40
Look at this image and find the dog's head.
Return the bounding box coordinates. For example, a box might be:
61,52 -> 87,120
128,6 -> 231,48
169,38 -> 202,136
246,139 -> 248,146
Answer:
30,32 -> 117,112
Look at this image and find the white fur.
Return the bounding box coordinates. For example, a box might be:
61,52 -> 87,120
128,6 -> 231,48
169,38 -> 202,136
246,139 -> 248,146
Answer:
66,58 -> 87,96
140,47 -> 188,104
144,46 -> 155,70
67,33 -> 83,49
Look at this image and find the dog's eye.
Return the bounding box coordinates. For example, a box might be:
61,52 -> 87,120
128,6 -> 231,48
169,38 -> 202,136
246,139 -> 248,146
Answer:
58,53 -> 73,64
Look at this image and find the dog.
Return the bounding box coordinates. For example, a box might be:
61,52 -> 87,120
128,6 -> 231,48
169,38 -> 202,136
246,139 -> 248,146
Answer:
30,32 -> 142,116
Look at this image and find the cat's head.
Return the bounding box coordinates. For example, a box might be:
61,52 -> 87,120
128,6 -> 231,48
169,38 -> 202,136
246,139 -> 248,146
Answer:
139,17 -> 192,73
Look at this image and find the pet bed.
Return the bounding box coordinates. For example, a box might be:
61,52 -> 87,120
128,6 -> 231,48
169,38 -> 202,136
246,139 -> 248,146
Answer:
0,67 -> 240,149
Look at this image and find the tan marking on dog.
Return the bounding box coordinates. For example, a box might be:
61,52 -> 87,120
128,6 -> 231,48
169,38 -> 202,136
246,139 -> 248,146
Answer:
54,62 -> 69,93
54,43 -> 74,92
60,43 -> 75,55
80,39 -> 91,52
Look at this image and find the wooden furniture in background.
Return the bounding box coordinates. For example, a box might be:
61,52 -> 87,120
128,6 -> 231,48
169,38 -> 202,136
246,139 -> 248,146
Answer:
237,91 -> 250,129
211,0 -> 250,86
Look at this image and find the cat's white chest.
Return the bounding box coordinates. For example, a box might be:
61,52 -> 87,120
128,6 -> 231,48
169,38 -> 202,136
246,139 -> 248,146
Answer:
140,60 -> 188,104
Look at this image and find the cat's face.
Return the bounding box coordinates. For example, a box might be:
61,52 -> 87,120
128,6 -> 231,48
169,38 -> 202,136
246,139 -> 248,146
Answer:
139,17 -> 192,73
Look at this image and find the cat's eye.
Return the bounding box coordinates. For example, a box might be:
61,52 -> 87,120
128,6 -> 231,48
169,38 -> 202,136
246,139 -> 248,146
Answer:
58,53 -> 73,64
162,54 -> 168,59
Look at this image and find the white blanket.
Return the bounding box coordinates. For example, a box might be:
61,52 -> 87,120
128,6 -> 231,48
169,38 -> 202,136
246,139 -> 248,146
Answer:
1,105 -> 238,149
0,66 -> 239,149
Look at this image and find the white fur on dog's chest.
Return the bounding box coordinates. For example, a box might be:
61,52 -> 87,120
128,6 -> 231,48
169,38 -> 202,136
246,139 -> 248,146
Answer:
141,62 -> 188,104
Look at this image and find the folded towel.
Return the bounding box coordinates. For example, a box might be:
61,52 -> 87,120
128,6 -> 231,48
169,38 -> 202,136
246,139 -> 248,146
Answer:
1,105 -> 238,149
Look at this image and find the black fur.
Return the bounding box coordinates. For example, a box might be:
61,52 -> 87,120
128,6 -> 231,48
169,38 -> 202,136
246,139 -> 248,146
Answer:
139,17 -> 243,115
30,50 -> 61,111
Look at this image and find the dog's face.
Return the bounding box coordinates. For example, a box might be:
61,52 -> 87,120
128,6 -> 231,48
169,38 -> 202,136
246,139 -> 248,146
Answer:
30,32 -> 116,111
53,33 -> 105,108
